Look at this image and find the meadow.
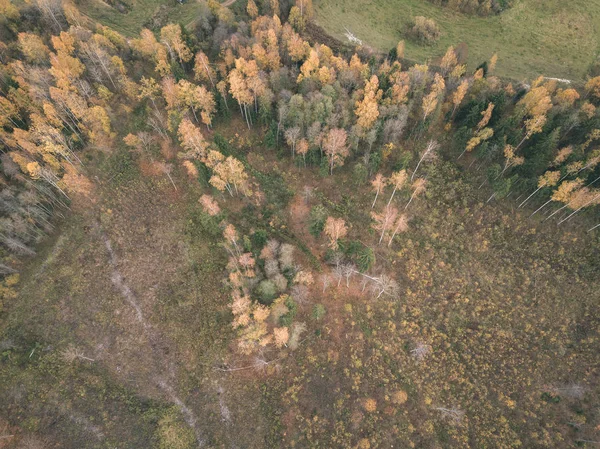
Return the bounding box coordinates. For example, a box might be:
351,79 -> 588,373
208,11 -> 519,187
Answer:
314,0 -> 600,81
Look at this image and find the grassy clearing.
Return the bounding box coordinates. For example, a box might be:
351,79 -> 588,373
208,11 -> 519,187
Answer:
314,0 -> 600,81
77,0 -> 209,37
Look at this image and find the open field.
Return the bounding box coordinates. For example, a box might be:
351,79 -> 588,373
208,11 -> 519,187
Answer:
76,0 -> 210,37
314,0 -> 600,81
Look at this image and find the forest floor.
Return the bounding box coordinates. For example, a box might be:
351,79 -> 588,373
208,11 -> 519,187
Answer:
314,0 -> 600,82
1,115 -> 599,447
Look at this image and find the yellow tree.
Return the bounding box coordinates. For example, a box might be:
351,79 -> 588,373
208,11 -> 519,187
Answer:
405,178 -> 426,210
422,73 -> 445,122
451,80 -> 469,116
585,76 -> 600,100
396,41 -> 405,59
477,102 -> 494,130
178,119 -> 209,160
371,205 -> 398,244
519,170 -> 561,208
388,214 -> 408,246
355,75 -> 383,131
440,46 -> 457,77
386,170 -> 407,206
160,24 -> 192,64
324,217 -> 347,250
371,173 -> 387,208
18,33 -> 50,64
247,0 -> 258,18
228,58 -> 255,128
460,127 -> 494,159
193,51 -> 216,89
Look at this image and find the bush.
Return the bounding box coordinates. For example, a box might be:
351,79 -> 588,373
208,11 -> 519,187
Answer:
280,296 -> 298,327
407,16 -> 440,45
313,304 -> 326,320
257,280 -> 277,304
308,205 -> 327,238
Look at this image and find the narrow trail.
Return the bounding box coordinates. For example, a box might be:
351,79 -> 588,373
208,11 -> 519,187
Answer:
98,225 -> 206,448
221,0 -> 237,7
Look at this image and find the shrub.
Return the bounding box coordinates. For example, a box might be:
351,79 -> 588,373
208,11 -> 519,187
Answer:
280,296 -> 298,326
313,304 -> 326,320
257,280 -> 277,304
308,205 -> 327,238
407,16 -> 440,45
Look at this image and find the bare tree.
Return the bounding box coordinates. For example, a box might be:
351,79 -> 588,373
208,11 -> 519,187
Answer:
321,274 -> 331,293
412,140 -> 439,181
61,345 -> 95,363
370,274 -> 399,299
434,407 -> 465,424
411,342 -> 431,362
342,263 -> 356,288
302,186 -> 314,204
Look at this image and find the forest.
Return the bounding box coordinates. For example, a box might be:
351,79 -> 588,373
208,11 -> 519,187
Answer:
0,0 -> 599,447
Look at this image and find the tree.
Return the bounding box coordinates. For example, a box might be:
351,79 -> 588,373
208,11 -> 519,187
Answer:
396,40 -> 405,59
412,140 -> 438,181
519,170 -> 561,208
247,0 -> 258,18
297,138 -> 309,166
421,74 -> 445,122
178,119 -> 209,160
477,102 -> 494,130
371,173 -> 387,208
324,217 -> 347,250
585,76 -> 600,100
323,128 -> 349,174
160,24 -> 192,64
452,80 -> 469,116
388,214 -> 408,246
386,170 -> 407,206
18,33 -> 51,64
206,151 -> 251,196
440,46 -> 457,76
193,51 -> 216,89
371,205 -> 398,244
355,75 -> 382,130
284,126 -> 301,158
489,53 -> 498,73
405,178 -> 426,210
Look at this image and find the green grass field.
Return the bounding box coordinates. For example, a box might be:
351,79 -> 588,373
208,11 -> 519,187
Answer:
77,0 -> 209,37
314,0 -> 600,81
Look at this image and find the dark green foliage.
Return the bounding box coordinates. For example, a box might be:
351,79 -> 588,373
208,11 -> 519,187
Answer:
251,229 -> 268,250
308,205 -> 327,238
541,392 -> 561,403
256,280 -> 277,304
339,240 -> 375,272
280,296 -> 298,327
187,209 -> 222,238
264,123 -> 278,148
213,133 -> 235,156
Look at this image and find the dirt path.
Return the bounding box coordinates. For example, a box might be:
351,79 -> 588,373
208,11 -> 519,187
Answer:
99,226 -> 206,448
221,0 -> 237,6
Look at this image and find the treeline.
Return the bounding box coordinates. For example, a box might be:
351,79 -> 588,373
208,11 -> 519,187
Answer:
0,0 -> 599,302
